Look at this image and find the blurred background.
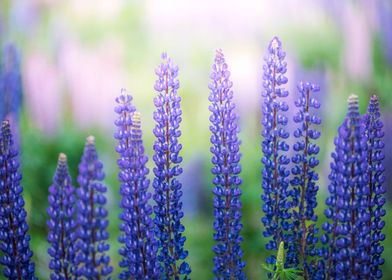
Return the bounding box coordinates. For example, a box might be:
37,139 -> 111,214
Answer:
0,0 -> 391,279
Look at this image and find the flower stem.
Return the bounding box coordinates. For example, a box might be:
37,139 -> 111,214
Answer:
164,71 -> 178,279
299,88 -> 310,280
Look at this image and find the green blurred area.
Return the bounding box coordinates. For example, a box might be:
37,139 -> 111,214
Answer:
0,1 -> 391,279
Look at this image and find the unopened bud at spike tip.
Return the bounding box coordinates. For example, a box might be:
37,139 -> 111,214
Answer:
1,120 -> 10,135
86,135 -> 95,144
58,153 -> 67,162
348,94 -> 358,103
131,111 -> 141,125
215,49 -> 224,63
271,37 -> 279,49
277,241 -> 285,269
347,94 -> 360,116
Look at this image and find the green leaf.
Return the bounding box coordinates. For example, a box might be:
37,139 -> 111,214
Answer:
262,263 -> 275,273
281,268 -> 303,280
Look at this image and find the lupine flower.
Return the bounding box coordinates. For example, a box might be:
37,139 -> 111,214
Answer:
75,136 -> 112,279
0,120 -> 36,279
47,153 -> 77,280
321,95 -> 370,279
260,36 -> 292,265
0,44 -> 23,122
114,90 -> 159,279
152,53 -> 191,278
208,49 -> 246,279
291,82 -> 322,278
362,95 -> 386,279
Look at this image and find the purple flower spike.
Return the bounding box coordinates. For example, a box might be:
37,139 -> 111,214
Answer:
363,95 -> 386,279
47,153 -> 77,280
0,120 -> 36,280
75,136 -> 112,279
260,36 -> 292,265
114,89 -> 159,279
321,95 -> 370,279
208,49 -> 246,279
152,53 -> 191,279
291,82 -> 322,279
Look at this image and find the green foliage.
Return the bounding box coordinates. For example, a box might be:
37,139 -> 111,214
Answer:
372,35 -> 392,108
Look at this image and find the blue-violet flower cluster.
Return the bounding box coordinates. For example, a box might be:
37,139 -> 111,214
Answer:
208,49 -> 246,279
114,90 -> 159,279
260,37 -> 292,265
291,82 -> 322,278
0,120 -> 36,280
363,95 -> 386,279
75,136 -> 112,279
152,53 -> 191,279
321,95 -> 370,279
47,153 -> 77,280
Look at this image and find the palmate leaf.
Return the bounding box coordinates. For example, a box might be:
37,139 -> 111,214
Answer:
262,263 -> 275,273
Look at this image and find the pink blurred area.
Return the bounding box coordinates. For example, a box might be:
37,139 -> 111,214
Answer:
24,52 -> 62,134
23,39 -> 127,134
59,39 -> 126,130
341,1 -> 374,81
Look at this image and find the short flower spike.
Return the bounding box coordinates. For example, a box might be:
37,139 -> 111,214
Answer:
75,136 -> 112,278
47,153 -> 77,279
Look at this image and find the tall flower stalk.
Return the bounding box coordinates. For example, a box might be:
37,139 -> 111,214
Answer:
363,95 -> 386,279
208,49 -> 246,279
260,36 -> 292,265
321,95 -> 370,278
291,82 -> 321,278
0,120 -> 36,280
114,90 -> 159,279
47,153 -> 77,280
152,53 -> 191,279
75,136 -> 112,279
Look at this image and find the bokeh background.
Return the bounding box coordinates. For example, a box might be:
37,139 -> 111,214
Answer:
0,0 -> 392,279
